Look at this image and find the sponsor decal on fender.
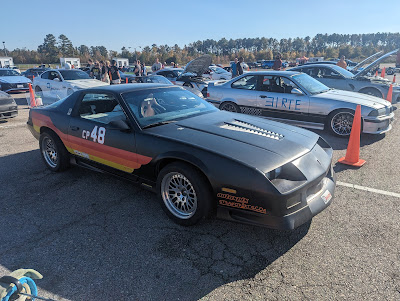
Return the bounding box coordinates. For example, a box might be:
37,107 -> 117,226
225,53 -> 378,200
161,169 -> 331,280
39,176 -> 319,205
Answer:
217,192 -> 267,214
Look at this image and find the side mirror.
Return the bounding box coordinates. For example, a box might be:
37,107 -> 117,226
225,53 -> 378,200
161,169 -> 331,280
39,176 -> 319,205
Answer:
108,119 -> 131,131
291,88 -> 304,96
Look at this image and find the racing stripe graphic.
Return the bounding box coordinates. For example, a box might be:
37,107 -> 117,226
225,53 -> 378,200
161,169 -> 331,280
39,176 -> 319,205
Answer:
31,111 -> 152,172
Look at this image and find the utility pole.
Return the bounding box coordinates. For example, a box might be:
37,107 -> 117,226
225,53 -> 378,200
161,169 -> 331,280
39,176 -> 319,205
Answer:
2,42 -> 7,56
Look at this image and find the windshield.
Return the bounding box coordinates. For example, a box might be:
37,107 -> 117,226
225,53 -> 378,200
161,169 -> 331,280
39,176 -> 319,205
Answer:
328,65 -> 355,78
121,87 -> 217,128
59,70 -> 91,80
0,69 -> 20,76
292,73 -> 330,95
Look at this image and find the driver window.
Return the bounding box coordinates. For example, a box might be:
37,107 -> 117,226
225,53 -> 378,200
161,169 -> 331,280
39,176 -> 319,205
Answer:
78,93 -> 125,124
231,75 -> 257,90
268,76 -> 299,94
321,68 -> 341,79
49,71 -> 61,81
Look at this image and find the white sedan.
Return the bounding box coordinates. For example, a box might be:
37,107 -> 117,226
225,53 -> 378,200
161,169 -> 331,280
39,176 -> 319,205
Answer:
33,69 -> 108,100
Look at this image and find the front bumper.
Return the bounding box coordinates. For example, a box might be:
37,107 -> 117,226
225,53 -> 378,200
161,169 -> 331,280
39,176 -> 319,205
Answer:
1,83 -> 30,93
0,102 -> 18,119
0,108 -> 18,119
363,112 -> 394,134
217,168 -> 336,230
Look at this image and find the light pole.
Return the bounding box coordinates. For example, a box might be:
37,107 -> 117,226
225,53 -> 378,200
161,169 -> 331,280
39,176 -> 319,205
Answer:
2,42 -> 7,56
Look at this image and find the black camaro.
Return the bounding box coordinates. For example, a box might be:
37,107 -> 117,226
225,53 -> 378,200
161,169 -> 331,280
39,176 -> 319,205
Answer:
27,84 -> 336,229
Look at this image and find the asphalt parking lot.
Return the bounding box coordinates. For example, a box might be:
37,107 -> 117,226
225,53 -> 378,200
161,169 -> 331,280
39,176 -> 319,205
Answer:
0,94 -> 399,300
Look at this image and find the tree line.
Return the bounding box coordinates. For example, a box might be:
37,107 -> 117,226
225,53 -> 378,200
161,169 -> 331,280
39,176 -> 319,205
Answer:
5,32 -> 400,66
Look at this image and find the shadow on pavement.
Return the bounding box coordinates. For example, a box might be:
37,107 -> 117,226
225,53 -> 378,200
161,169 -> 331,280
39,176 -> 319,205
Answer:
0,150 -> 310,300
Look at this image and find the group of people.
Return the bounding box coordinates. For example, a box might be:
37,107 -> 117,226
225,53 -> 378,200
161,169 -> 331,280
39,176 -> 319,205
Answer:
86,59 -> 147,84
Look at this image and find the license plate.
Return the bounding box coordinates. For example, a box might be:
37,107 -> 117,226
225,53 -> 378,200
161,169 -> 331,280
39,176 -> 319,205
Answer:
17,84 -> 23,88
321,190 -> 332,204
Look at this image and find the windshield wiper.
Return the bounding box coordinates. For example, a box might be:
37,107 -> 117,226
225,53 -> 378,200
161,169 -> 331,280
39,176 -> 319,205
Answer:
142,120 -> 177,129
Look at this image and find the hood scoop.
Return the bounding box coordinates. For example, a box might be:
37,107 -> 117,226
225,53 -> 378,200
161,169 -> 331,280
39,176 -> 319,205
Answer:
220,119 -> 284,140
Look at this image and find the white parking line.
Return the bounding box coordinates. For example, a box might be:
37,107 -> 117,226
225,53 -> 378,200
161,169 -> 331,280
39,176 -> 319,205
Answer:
337,181 -> 400,198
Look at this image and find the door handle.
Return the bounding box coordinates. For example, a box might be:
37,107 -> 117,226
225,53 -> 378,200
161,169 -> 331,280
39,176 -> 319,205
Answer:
70,126 -> 79,131
260,95 -> 267,98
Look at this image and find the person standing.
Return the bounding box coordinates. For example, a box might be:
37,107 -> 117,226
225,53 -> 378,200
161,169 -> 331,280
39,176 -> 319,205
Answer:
86,59 -> 94,69
152,58 -> 162,72
237,57 -> 244,75
134,60 -> 142,76
142,62 -> 147,76
337,55 -> 347,69
100,61 -> 110,84
109,60 -> 121,84
90,61 -> 102,80
272,53 -> 283,71
231,58 -> 238,77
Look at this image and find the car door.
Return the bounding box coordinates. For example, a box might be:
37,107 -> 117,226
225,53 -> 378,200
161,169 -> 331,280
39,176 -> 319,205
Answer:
255,74 -> 310,121
47,71 -> 66,99
68,92 -> 138,173
37,71 -> 51,97
229,75 -> 259,110
316,67 -> 348,90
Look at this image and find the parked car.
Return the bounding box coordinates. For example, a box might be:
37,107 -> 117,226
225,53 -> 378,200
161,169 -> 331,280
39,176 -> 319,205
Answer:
0,68 -> 31,93
33,69 -> 108,99
0,91 -> 17,119
27,83 -> 335,229
262,60 -> 288,69
206,71 -> 393,137
290,49 -> 400,102
21,68 -> 50,81
248,62 -> 261,69
203,66 -> 232,80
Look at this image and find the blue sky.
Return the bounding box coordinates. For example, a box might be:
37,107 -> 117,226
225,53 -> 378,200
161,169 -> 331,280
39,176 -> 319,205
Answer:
2,0 -> 400,51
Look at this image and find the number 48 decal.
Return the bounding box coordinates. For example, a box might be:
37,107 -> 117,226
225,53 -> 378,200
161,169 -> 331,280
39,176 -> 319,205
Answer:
82,126 -> 106,144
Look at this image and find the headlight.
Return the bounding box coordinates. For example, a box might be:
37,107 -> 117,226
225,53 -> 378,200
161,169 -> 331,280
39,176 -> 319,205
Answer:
266,163 -> 307,193
368,108 -> 387,116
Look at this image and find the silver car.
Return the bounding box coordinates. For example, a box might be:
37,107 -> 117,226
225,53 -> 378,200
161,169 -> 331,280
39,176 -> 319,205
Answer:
290,49 -> 400,102
206,71 -> 394,137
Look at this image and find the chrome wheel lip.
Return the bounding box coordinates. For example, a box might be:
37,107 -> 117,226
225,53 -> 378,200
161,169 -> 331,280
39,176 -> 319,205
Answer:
41,136 -> 58,168
331,112 -> 354,136
161,172 -> 197,219
220,103 -> 238,112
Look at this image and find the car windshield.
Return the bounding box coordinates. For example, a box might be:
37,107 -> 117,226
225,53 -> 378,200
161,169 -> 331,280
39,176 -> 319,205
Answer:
291,73 -> 330,95
0,70 -> 20,76
59,70 -> 91,80
327,65 -> 355,78
121,86 -> 217,128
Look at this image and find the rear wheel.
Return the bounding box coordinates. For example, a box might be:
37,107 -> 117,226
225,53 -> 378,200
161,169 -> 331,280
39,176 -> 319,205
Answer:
327,110 -> 354,137
220,102 -> 240,113
39,131 -> 70,171
157,162 -> 212,226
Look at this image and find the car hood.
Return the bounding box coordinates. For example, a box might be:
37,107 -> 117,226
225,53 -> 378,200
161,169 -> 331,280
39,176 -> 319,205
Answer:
0,76 -> 31,84
149,111 -> 321,172
183,55 -> 212,77
317,89 -> 390,108
355,49 -> 399,78
351,51 -> 383,73
65,79 -> 109,88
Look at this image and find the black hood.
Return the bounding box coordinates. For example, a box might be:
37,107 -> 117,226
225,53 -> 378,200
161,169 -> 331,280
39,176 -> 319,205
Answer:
148,111 -> 321,173
183,55 -> 212,77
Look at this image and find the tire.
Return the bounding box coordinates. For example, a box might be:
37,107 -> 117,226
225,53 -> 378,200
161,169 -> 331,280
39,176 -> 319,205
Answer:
35,86 -> 43,98
39,131 -> 70,171
327,110 -> 355,137
386,69 -> 394,75
359,88 -> 382,98
157,162 -> 213,226
220,102 -> 241,113
67,88 -> 74,96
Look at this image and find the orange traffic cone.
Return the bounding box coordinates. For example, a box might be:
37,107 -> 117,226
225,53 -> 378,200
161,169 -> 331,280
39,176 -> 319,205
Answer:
381,67 -> 386,78
393,74 -> 396,83
125,78 -> 128,84
28,83 -> 36,108
386,84 -> 393,102
375,70 -> 378,77
338,105 -> 366,167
